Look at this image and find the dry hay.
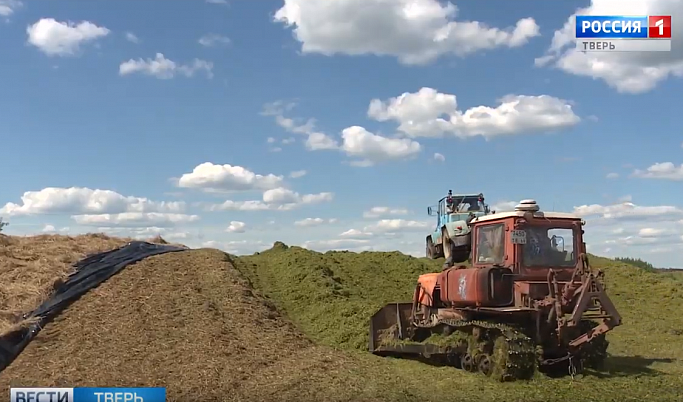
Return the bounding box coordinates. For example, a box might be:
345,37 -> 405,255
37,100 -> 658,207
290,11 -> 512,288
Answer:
0,247 -> 360,402
0,233 -> 132,335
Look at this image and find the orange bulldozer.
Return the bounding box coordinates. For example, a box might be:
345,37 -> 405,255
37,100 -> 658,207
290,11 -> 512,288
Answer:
369,200 -> 622,381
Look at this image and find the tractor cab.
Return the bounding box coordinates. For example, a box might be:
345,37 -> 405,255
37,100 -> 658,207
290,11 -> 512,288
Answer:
428,191 -> 490,229
469,199 -> 584,280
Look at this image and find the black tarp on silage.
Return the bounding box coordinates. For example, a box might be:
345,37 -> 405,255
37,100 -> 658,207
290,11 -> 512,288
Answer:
0,240 -> 186,373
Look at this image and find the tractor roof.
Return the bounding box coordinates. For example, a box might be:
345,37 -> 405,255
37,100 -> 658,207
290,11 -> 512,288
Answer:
471,199 -> 581,223
472,210 -> 581,223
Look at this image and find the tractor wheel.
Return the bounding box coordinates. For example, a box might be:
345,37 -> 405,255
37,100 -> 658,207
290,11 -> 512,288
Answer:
441,228 -> 452,261
426,237 -> 436,259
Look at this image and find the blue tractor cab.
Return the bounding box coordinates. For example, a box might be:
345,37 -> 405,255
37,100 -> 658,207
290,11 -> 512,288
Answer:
425,190 -> 491,263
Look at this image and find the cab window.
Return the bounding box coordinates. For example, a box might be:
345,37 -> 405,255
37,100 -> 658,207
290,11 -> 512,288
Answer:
475,223 -> 505,264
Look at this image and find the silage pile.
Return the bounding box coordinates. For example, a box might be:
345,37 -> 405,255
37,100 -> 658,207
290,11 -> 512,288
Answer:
0,237 -> 361,402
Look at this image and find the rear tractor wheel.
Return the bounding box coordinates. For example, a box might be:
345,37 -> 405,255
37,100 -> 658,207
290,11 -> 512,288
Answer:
426,237 -> 436,259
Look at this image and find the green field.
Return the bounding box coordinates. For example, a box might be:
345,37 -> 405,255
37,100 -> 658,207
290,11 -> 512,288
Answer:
233,243 -> 683,402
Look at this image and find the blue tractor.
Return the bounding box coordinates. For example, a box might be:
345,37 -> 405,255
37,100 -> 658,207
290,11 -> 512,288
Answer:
425,190 -> 491,263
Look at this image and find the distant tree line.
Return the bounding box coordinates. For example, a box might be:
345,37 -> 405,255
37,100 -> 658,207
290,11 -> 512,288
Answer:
614,256 -> 656,272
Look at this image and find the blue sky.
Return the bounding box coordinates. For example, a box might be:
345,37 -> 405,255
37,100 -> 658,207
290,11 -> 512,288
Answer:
1,0 -> 682,267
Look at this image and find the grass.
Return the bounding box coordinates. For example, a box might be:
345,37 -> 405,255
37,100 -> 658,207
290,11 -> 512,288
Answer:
234,243 -> 683,402
2,235 -> 683,402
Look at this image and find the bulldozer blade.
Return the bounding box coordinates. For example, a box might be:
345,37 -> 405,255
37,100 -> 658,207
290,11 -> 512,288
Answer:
369,302 -> 413,353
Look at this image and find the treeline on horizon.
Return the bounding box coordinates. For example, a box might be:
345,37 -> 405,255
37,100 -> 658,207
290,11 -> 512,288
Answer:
614,256 -> 682,271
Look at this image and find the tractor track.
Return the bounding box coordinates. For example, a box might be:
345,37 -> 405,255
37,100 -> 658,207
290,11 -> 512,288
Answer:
414,318 -> 537,381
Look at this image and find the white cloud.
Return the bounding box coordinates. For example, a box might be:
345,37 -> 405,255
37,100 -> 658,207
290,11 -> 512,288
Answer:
632,162 -> 683,181
282,137 -> 296,144
0,187 -> 185,216
302,238 -> 372,251
339,228 -> 373,238
26,18 -> 110,56
125,32 -> 140,44
491,201 -> 518,212
209,187 -> 334,211
573,202 -> 683,223
42,224 -> 56,233
72,212 -> 200,227
263,102 -> 422,165
638,227 -> 670,237
289,170 -> 307,178
364,219 -> 430,232
535,0 -> 683,93
262,101 -> 339,151
119,53 -> 214,79
294,217 -> 337,227
433,153 -> 445,162
606,172 -> 619,179
227,221 -> 246,233
176,162 -> 284,193
267,137 -> 276,143
205,0 -> 228,4
0,0 -> 22,17
198,34 -> 231,47
203,240 -> 268,255
363,206 -> 409,218
367,87 -> 580,139
273,0 -> 540,65
341,126 -> 421,166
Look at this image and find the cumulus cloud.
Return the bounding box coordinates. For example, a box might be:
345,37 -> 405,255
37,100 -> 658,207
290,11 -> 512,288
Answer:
339,228 -> 374,238
209,187 -> 334,211
227,221 -> 246,233
606,172 -> 619,179
535,0 -> 683,93
491,201 -> 518,212
341,126 -> 421,166
433,153 -> 445,162
364,219 -> 430,233
301,238 -> 372,251
262,101 -> 339,151
119,53 -> 214,79
176,162 -> 284,193
273,0 -> 540,65
203,240 -> 268,255
125,32 -> 140,43
289,170 -> 307,178
368,87 -> 580,139
72,212 -> 199,227
26,18 -> 110,56
632,162 -> 683,181
0,0 -> 22,17
0,187 -> 185,216
363,206 -> 409,218
294,217 -> 337,226
573,202 -> 683,223
42,224 -> 56,233
198,34 -> 231,47
263,102 -> 422,165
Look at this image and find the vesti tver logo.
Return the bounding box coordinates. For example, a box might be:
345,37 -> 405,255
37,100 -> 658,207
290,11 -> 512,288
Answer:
10,387 -> 167,402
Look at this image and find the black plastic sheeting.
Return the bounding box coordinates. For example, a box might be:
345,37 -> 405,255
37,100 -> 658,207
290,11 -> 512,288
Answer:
0,241 -> 186,373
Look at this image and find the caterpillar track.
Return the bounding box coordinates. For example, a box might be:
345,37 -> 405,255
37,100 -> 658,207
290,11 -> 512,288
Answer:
409,319 -> 537,381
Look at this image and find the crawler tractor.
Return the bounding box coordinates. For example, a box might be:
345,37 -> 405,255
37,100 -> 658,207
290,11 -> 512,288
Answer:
370,200 -> 622,381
